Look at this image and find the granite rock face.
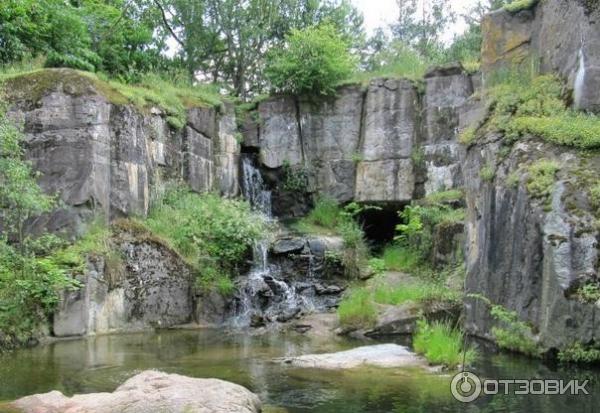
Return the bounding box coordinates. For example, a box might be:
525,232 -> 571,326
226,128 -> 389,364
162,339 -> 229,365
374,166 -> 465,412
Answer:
463,138 -> 600,351
6,69 -> 239,236
12,370 -> 261,413
481,0 -> 600,112
249,75 -> 468,208
53,230 -> 195,337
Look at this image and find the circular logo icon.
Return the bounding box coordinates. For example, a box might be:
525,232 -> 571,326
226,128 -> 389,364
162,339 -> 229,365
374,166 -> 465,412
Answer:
451,371 -> 482,403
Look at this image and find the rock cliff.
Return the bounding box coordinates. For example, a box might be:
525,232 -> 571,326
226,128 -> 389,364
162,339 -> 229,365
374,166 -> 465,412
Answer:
5,69 -> 240,237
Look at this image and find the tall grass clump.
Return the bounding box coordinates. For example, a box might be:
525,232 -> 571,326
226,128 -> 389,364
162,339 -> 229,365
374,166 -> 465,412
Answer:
413,320 -> 477,368
337,288 -> 377,329
373,282 -> 460,306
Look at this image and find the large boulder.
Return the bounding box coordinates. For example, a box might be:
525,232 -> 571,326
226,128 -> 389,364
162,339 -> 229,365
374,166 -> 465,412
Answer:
11,370 -> 261,413
276,344 -> 426,369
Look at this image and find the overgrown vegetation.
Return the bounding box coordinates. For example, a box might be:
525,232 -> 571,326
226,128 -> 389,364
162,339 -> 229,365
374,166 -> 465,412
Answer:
503,0 -> 539,13
525,159 -> 560,201
413,320 -> 477,368
266,24 -> 356,96
558,342 -> 600,364
467,71 -> 600,150
373,281 -> 460,306
576,282 -> 600,304
337,288 -> 378,329
143,187 -> 269,293
282,161 -> 309,192
470,294 -> 540,357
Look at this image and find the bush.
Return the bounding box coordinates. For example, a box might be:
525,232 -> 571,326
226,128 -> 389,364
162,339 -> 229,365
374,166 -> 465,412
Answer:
558,342 -> 600,364
337,288 -> 377,329
480,165 -> 495,182
458,127 -> 477,145
298,196 -> 342,231
144,187 -> 268,290
526,159 -> 560,200
512,113 -> 600,149
413,320 -> 477,368
265,24 -> 356,96
382,244 -> 420,272
504,0 -> 539,13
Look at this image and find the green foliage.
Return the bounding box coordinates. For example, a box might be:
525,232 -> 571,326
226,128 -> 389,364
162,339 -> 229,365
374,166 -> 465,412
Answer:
422,189 -> 464,206
266,24 -> 356,96
144,187 -> 269,290
480,165 -> 496,182
282,161 -> 309,192
299,197 -> 342,230
413,320 -> 477,368
351,41 -> 428,83
507,171 -> 521,188
394,201 -> 465,264
526,159 -> 560,200
590,183 -> 600,210
576,283 -> 600,304
558,342 -> 600,364
373,282 -> 460,306
0,108 -> 54,243
382,244 -> 421,272
504,0 -> 539,13
458,127 -> 477,145
512,113 -> 600,149
368,258 -> 386,277
471,294 -> 540,357
337,288 -> 377,329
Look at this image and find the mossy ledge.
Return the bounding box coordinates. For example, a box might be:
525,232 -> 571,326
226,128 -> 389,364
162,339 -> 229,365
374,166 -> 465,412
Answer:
2,68 -> 225,128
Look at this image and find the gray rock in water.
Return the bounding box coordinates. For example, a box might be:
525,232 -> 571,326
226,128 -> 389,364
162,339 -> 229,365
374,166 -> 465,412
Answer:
276,344 -> 426,369
11,370 -> 261,413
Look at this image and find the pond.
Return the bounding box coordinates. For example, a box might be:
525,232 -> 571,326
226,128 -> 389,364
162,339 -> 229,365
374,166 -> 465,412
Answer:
0,329 -> 598,412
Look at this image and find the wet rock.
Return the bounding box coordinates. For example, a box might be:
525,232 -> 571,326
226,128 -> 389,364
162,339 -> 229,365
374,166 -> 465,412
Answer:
276,344 -> 426,369
314,284 -> 344,295
11,370 -> 261,413
250,314 -> 266,328
276,307 -> 301,323
272,237 -> 306,254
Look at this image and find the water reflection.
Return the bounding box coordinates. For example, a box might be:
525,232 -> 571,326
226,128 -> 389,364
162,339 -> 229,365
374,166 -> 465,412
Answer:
0,330 -> 598,413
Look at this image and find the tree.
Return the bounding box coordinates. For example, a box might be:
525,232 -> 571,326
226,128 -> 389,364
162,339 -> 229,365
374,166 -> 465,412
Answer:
391,0 -> 456,60
265,23 -> 355,96
154,0 -> 365,97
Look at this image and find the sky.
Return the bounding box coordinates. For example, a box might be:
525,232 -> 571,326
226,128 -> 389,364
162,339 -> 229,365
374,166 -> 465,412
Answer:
350,0 -> 482,40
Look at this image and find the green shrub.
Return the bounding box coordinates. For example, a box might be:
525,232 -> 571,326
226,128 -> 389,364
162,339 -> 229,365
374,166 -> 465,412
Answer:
506,171 -> 521,188
458,127 -> 477,145
368,258 -> 386,277
526,159 -> 560,200
577,283 -> 600,303
413,320 -> 477,368
558,342 -> 600,364
337,288 -> 377,329
265,24 -> 356,96
144,187 -> 268,289
480,165 -> 496,182
512,113 -> 600,149
504,0 -> 539,13
489,303 -> 539,356
282,161 -> 309,192
423,189 -> 464,206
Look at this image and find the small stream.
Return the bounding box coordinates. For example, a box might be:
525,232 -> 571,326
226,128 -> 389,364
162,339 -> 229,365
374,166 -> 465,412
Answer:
0,330 -> 598,412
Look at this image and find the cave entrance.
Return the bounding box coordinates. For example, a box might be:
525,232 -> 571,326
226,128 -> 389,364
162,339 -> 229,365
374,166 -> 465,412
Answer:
358,203 -> 405,250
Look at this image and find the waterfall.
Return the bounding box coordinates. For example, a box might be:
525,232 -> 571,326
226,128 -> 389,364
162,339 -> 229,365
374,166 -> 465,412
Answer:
241,155 -> 272,217
574,46 -> 586,109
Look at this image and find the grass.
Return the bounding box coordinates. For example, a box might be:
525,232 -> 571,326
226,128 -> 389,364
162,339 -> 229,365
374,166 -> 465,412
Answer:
373,282 -> 460,306
504,0 -> 539,13
422,189 -> 464,206
1,66 -> 224,130
526,159 -> 560,200
382,244 -> 420,272
413,320 -> 477,368
296,196 -> 342,232
337,288 -> 378,329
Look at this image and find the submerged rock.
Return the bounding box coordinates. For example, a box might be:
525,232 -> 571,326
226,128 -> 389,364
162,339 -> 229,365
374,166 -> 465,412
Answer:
276,344 -> 425,369
11,370 -> 261,413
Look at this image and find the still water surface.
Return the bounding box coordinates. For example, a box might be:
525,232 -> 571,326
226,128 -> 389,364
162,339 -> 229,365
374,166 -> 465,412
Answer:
0,329 -> 597,412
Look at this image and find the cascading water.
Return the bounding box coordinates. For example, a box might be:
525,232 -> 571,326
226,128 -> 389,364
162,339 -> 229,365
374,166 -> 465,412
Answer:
241,155 -> 272,217
574,46 -> 586,109
234,155 -> 311,327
